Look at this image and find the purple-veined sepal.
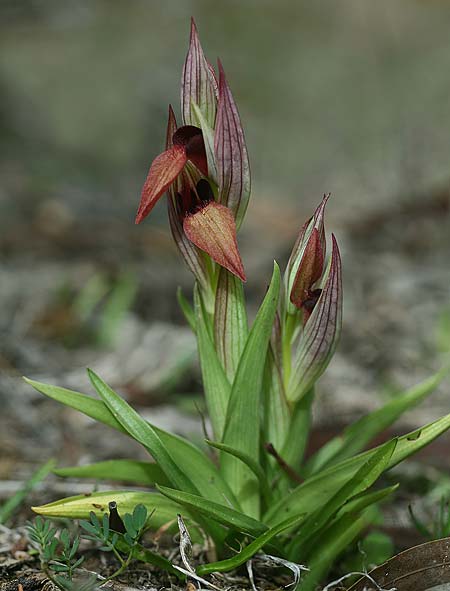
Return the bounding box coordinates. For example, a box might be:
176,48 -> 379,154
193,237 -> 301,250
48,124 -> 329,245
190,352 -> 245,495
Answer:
286,234 -> 342,403
284,194 -> 330,314
181,18 -> 217,129
214,61 -> 251,230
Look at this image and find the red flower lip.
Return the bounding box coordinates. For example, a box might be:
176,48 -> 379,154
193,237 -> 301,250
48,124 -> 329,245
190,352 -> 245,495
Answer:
184,200 -> 246,282
135,125 -> 208,225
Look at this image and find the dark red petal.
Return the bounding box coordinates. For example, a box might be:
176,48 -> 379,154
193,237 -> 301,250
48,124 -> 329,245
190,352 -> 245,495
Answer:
286,193 -> 330,290
172,125 -> 208,177
214,60 -> 251,229
290,228 -> 324,309
135,145 -> 187,224
183,201 -> 246,282
181,18 -> 217,128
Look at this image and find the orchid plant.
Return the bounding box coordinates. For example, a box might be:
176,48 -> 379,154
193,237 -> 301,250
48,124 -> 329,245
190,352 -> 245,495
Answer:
27,19 -> 450,590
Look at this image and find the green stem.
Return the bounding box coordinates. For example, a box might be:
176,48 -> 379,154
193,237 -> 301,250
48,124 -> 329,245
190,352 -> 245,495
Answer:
282,312 -> 298,388
100,550 -> 132,585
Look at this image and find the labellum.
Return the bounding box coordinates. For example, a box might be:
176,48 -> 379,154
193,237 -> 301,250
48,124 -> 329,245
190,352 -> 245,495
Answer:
183,197 -> 246,282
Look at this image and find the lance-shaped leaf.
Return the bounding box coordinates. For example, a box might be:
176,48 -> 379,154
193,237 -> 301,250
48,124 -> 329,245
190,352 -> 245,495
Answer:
287,440 -> 397,558
196,513 -> 305,575
23,378 -> 237,507
183,201 -> 246,281
264,411 -> 450,526
290,227 -> 324,310
165,106 -> 209,288
206,439 -> 271,507
296,512 -> 368,591
157,486 -> 268,537
222,263 -> 280,517
263,348 -> 291,459
86,370 -> 228,544
214,60 -> 251,230
54,459 -> 170,487
214,267 -> 248,381
33,490 -> 186,521
303,366 -> 450,477
136,145 -> 187,223
181,18 -> 217,128
87,369 -> 198,495
287,235 -> 342,402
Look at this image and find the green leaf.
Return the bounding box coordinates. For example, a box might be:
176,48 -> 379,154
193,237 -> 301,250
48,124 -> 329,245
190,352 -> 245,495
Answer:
222,262 -> 281,517
32,491 -> 191,529
280,388 -> 314,469
24,377 -> 237,507
298,512 -> 368,591
205,439 -> 271,506
133,504 -> 148,530
157,485 -> 268,537
194,287 -> 232,441
337,484 -> 399,518
123,514 -> 137,538
196,513 -> 305,575
262,346 -> 291,458
287,440 -> 397,557
177,287 -> 196,333
265,411 -> 450,526
214,267 -> 248,381
54,459 -> 170,486
87,369 -> 197,494
0,459 -> 55,524
304,367 -> 449,476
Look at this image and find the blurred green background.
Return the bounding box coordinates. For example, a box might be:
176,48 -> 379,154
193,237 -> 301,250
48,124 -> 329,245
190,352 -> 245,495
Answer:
2,0 -> 450,230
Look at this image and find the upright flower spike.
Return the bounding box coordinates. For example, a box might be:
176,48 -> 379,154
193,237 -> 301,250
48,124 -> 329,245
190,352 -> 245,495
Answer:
214,60 -> 251,230
135,21 -> 247,283
287,235 -> 343,402
181,18 -> 217,128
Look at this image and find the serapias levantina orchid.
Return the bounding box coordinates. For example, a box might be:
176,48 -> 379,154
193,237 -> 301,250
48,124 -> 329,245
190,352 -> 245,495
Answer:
282,194 -> 343,402
135,19 -> 250,283
28,15 -> 450,590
